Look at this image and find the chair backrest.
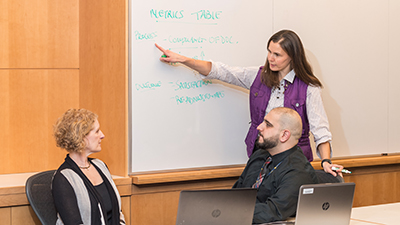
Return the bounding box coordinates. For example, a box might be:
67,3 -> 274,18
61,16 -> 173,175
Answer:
25,170 -> 58,225
315,169 -> 344,183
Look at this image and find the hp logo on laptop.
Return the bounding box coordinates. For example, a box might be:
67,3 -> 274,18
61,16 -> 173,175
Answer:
322,202 -> 330,211
212,209 -> 221,218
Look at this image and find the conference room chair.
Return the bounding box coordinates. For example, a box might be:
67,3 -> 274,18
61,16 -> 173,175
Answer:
25,170 -> 58,225
315,170 -> 344,183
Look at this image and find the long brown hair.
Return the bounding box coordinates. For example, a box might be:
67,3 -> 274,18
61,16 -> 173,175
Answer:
261,30 -> 322,88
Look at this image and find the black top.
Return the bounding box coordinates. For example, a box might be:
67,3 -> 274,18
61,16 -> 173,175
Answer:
95,182 -> 113,224
233,145 -> 318,224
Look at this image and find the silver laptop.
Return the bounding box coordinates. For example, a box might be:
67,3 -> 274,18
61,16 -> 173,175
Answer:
260,182 -> 355,225
175,188 -> 257,225
295,182 -> 355,225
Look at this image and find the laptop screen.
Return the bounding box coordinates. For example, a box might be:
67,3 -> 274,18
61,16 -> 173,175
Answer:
255,183 -> 355,225
295,182 -> 355,225
176,188 -> 257,225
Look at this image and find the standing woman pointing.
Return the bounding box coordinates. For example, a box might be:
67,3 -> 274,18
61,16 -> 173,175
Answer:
156,30 -> 343,177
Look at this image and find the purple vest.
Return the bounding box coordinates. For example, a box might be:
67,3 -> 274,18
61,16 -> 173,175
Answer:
245,67 -> 312,161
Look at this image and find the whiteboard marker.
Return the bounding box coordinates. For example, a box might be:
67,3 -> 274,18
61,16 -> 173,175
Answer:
332,167 -> 351,174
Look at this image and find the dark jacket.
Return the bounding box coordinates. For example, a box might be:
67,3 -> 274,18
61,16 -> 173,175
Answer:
233,145 -> 318,223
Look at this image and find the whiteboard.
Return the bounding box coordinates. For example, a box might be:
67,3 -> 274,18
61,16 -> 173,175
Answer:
273,0 -> 400,159
129,0 -> 274,173
129,0 -> 400,174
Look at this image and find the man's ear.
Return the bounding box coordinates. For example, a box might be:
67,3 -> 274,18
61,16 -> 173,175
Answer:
280,129 -> 291,143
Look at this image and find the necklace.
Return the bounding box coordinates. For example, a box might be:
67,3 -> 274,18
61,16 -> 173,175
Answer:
274,81 -> 289,99
79,161 -> 91,169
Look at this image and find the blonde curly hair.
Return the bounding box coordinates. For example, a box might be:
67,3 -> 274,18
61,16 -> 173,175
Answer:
53,108 -> 98,153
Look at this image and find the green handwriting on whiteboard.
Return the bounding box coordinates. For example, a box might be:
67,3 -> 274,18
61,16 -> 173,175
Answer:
134,30 -> 157,40
150,9 -> 184,19
150,9 -> 222,20
171,80 -> 212,91
191,10 -> 222,20
173,91 -> 225,105
168,35 -> 237,45
135,81 -> 162,91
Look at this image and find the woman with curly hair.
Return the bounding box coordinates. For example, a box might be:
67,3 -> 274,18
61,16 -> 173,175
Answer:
52,108 -> 125,225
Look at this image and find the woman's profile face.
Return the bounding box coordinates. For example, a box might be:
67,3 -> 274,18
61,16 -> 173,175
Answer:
83,119 -> 105,153
267,41 -> 292,74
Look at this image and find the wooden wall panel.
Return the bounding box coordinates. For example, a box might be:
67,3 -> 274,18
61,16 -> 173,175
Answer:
79,0 -> 128,176
132,191 -> 181,225
0,207 -> 11,225
0,73 -> 10,172
121,196 -> 131,225
0,0 -> 79,68
131,178 -> 237,224
344,164 -> 400,207
11,206 -> 40,225
0,70 -> 79,174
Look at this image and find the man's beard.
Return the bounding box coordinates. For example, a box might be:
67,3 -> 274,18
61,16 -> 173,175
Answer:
256,133 -> 279,150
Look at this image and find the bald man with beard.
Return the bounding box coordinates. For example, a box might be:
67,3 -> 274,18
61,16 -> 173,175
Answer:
233,107 -> 318,224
